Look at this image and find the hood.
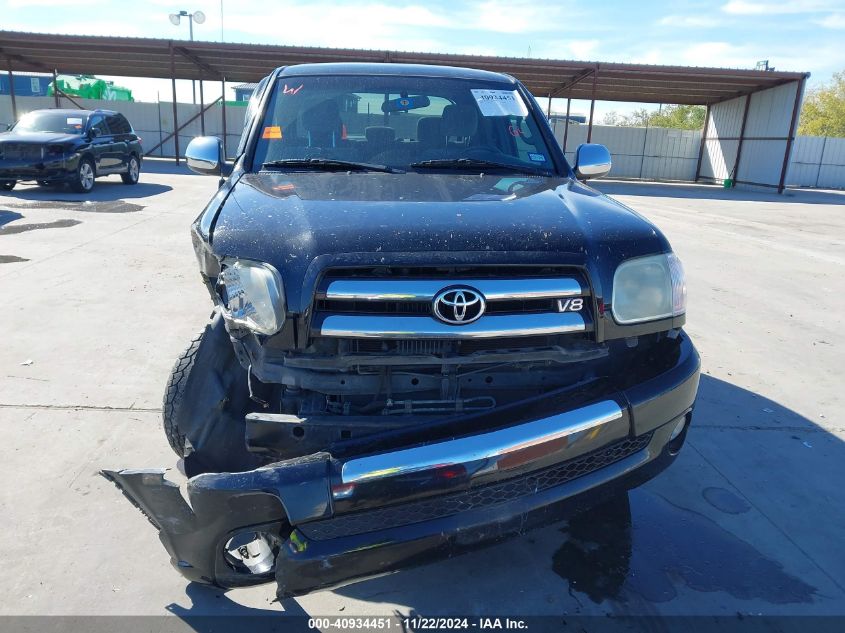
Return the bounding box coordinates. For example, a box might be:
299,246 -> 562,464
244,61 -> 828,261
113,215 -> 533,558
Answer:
0,131 -> 81,144
210,171 -> 669,312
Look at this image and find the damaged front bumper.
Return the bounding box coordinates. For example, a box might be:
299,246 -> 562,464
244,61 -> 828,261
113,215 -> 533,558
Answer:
104,332 -> 699,599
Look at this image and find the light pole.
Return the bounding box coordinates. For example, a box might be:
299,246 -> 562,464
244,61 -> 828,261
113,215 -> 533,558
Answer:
168,9 -> 205,104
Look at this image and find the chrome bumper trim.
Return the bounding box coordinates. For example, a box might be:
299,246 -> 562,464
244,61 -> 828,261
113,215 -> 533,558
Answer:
321,278 -> 583,302
341,400 -> 625,484
314,311 -> 586,339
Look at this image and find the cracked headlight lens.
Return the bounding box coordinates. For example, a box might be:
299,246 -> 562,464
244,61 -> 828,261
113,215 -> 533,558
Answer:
217,259 -> 285,335
611,253 -> 686,324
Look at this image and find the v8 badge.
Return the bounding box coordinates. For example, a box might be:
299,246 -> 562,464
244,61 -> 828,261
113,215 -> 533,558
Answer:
557,298 -> 584,312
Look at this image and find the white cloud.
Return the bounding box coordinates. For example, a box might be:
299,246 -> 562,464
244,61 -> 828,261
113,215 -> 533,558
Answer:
209,0 -> 585,52
628,39 -> 837,77
470,0 -> 584,34
567,40 -> 600,60
813,13 -> 845,28
679,41 -> 752,67
658,15 -> 721,27
637,49 -> 666,65
7,0 -> 105,6
214,3 -> 453,51
722,0 -> 840,14
534,38 -> 601,62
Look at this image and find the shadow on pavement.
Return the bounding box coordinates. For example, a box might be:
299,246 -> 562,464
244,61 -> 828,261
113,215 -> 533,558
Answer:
552,488 -> 814,605
163,583 -> 313,632
141,157 -> 208,176
593,180 -> 845,205
166,375 -> 842,621
165,582 -> 289,617
1,179 -> 171,202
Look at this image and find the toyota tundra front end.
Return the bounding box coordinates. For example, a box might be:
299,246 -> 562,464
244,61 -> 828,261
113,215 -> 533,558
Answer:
104,62 -> 700,599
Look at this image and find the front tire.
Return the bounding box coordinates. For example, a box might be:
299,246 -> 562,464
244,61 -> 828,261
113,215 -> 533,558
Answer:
162,313 -> 260,475
70,158 -> 95,193
162,333 -> 202,457
121,155 -> 140,185
1,180 -> 15,191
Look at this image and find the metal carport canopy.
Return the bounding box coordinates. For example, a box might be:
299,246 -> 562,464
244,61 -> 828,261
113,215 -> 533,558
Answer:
0,30 -> 807,105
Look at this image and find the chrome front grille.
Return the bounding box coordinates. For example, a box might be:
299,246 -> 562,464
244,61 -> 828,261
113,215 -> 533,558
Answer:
311,269 -> 592,340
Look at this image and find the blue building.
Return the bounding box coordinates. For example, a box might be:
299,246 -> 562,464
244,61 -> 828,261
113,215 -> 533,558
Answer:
233,82 -> 258,102
0,72 -> 54,97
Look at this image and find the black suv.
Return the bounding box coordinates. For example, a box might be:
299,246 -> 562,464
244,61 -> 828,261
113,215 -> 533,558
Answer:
104,63 -> 700,599
0,108 -> 142,193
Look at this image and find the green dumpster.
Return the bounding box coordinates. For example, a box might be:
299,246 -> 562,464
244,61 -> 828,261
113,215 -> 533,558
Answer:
48,74 -> 134,102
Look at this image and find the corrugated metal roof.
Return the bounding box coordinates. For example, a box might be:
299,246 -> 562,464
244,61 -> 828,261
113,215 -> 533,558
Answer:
0,30 -> 809,105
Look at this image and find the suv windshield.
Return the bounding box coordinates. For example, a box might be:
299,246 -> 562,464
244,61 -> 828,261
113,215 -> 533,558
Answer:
13,111 -> 89,135
252,75 -> 556,175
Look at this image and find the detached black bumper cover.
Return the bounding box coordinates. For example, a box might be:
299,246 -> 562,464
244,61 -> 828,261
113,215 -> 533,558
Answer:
103,332 -> 699,598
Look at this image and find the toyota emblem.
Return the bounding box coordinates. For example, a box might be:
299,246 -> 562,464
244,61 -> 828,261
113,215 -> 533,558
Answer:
433,287 -> 486,325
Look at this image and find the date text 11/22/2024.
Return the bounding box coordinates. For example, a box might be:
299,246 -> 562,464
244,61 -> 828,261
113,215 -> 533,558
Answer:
308,617 -> 529,630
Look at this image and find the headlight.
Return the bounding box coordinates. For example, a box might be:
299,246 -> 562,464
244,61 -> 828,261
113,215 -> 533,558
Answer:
611,253 -> 686,324
217,259 -> 285,335
46,144 -> 67,157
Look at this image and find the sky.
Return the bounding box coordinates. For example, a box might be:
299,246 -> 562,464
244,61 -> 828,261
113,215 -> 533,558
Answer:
3,0 -> 845,119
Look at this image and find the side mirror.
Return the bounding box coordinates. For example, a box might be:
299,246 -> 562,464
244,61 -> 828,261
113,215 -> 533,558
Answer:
88,127 -> 101,139
0,123 -> 10,132
573,143 -> 611,180
186,136 -> 229,177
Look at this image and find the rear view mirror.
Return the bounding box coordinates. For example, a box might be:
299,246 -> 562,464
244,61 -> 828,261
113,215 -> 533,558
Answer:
381,95 -> 431,113
186,136 -> 230,177
574,143 -> 611,180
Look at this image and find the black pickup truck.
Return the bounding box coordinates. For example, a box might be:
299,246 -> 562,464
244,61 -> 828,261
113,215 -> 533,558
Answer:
104,63 -> 700,599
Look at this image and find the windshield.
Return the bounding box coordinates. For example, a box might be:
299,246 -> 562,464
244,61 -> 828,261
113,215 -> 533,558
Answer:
13,111 -> 88,135
252,75 -> 557,175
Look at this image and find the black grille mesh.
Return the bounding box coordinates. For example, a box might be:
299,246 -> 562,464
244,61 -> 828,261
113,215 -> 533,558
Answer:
300,433 -> 652,540
0,144 -> 42,161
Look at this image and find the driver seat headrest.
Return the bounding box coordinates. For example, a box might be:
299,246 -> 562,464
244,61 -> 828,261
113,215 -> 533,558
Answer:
442,104 -> 478,138
302,99 -> 343,147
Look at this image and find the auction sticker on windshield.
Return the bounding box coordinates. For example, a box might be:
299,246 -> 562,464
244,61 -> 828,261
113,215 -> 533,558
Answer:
470,89 -> 528,117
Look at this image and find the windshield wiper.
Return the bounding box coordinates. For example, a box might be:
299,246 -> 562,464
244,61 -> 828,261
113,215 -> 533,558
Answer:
261,158 -> 403,173
410,157 -> 550,176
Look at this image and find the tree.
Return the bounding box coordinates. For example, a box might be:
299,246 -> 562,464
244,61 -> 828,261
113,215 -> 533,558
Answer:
649,104 -> 706,130
798,72 -> 845,137
619,108 -> 652,127
602,108 -> 651,127
601,111 -> 621,125
600,104 -> 706,130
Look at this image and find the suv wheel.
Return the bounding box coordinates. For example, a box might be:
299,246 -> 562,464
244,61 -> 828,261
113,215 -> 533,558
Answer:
121,156 -> 140,185
1,180 -> 15,191
70,159 -> 95,193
